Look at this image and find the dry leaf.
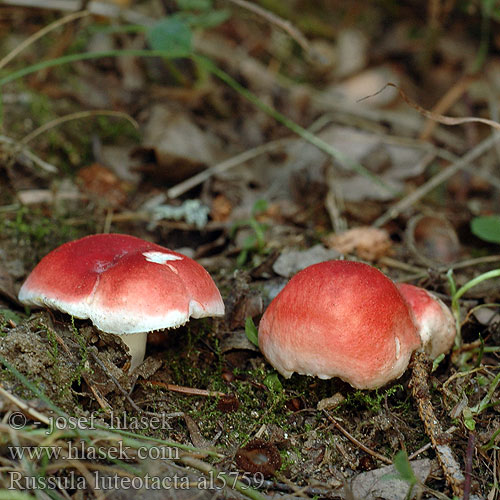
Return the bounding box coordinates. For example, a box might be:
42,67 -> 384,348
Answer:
324,227 -> 392,261
349,459 -> 431,500
211,194 -> 233,222
77,163 -> 129,207
272,245 -> 341,278
141,106 -> 219,182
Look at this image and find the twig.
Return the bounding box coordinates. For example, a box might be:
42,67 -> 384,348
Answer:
20,110 -> 138,145
0,10 -> 89,70
40,317 -> 113,413
226,0 -> 310,54
144,380 -> 226,398
168,112 -> 335,199
408,426 -> 457,460
420,75 -> 476,141
88,349 -> 182,419
363,83 -> 500,132
379,256 -> 426,274
0,134 -> 58,172
440,254 -> 500,272
167,138 -> 290,199
463,432 -> 475,500
410,351 -> 465,497
374,133 -> 500,227
245,476 -> 340,499
323,410 -> 393,465
0,384 -> 51,425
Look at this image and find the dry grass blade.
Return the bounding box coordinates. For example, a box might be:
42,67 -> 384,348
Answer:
20,110 -> 138,145
369,83 -> 500,132
419,76 -> 476,140
144,380 -> 226,398
167,138 -> 290,199
323,411 -> 393,465
374,133 -> 500,227
0,9 -> 89,70
0,384 -> 50,425
227,0 -> 310,54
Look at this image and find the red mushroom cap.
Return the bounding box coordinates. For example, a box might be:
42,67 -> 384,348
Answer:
258,260 -> 422,389
18,234 -> 224,368
397,283 -> 456,359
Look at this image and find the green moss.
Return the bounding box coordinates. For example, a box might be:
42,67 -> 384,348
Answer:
0,206 -> 82,266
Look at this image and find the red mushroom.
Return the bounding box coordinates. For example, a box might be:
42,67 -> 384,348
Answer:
18,234 -> 224,369
397,283 -> 456,359
258,260 -> 422,389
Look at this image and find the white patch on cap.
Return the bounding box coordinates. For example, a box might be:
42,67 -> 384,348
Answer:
143,251 -> 183,264
395,337 -> 401,359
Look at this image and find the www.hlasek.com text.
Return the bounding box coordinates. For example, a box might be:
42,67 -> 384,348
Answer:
9,441 -> 179,461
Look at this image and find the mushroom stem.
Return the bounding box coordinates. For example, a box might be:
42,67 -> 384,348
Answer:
118,332 -> 147,370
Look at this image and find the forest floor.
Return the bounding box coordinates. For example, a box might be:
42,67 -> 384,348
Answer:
0,1 -> 499,499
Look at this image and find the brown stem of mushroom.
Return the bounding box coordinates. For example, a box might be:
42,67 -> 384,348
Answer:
410,351 -> 465,497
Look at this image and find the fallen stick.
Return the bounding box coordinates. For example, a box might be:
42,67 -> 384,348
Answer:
410,351 -> 465,497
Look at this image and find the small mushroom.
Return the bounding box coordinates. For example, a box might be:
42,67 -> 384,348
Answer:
18,234 -> 224,369
397,283 -> 456,359
258,260 -> 422,389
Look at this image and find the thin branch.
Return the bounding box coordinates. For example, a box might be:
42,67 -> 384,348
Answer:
410,351 -> 465,497
167,138 -> 289,199
144,380 -> 226,398
226,0 -> 310,54
0,383 -> 51,426
374,133 -> 500,227
88,349 -> 183,419
20,110 -> 138,145
323,410 -> 393,465
0,135 -> 58,172
0,10 -> 89,70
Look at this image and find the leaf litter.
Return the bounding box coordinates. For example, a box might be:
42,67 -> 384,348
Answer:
0,2 -> 499,499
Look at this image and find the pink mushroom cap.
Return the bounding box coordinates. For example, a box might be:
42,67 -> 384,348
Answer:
397,283 -> 456,359
258,261 -> 422,389
18,234 -> 224,368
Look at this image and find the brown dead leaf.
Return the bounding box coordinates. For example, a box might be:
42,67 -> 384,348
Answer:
141,106 -> 220,183
77,163 -> 129,207
272,245 -> 341,278
324,227 -> 392,261
211,194 -> 233,222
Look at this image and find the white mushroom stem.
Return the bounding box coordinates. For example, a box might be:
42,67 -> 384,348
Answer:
118,332 -> 148,370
